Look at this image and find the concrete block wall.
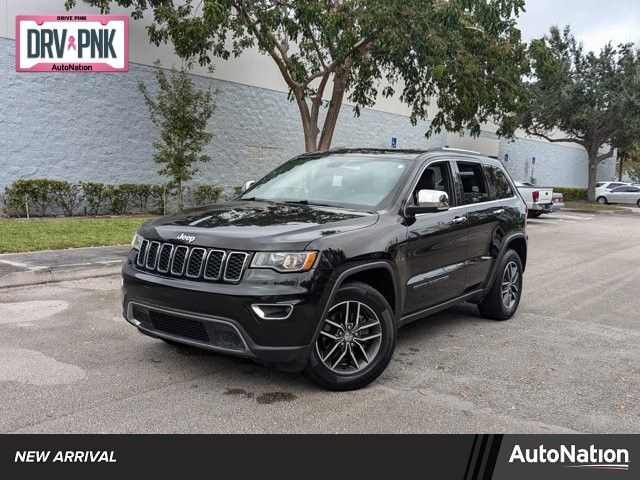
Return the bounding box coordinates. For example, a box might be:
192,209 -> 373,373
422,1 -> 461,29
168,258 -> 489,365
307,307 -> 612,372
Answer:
0,37 -> 446,191
498,137 -> 616,187
0,36 -> 617,191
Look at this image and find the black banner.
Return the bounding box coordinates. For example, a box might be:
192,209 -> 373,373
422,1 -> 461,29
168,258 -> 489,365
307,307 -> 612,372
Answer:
0,434 -> 636,479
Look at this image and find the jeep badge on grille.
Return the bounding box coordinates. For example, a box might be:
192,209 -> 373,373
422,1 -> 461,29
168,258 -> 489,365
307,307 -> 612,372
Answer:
176,233 -> 195,243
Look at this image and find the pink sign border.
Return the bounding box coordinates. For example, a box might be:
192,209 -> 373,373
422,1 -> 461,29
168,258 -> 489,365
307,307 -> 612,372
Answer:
15,14 -> 129,72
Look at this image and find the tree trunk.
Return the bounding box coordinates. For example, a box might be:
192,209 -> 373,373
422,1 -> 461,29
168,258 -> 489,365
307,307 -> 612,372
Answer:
587,150 -> 599,203
318,62 -> 351,151
177,180 -> 183,212
618,156 -> 624,181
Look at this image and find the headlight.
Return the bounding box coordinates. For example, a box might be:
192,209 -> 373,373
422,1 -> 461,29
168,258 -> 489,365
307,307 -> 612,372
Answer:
251,251 -> 318,273
131,233 -> 143,250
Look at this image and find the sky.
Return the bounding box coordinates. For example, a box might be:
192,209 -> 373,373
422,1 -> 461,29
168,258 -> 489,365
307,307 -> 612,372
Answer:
517,0 -> 640,52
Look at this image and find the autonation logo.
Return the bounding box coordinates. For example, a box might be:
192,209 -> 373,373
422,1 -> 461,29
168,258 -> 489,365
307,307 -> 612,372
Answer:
510,444 -> 630,471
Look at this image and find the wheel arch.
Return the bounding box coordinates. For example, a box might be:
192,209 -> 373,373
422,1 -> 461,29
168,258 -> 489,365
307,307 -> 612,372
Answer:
479,232 -> 527,302
311,261 -> 400,346
505,235 -> 527,271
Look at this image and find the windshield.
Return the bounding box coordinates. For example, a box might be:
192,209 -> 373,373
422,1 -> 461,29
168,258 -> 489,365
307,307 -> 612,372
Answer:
240,154 -> 413,211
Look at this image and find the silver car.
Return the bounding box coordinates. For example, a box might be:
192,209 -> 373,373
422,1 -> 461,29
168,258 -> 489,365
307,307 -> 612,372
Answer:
597,185 -> 640,207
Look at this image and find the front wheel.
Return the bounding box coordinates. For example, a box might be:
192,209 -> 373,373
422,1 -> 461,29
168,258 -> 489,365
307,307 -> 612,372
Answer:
596,196 -> 608,204
478,249 -> 523,320
304,282 -> 396,391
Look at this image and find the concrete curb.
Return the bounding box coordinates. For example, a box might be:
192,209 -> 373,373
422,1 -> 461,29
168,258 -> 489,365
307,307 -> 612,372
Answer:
0,264 -> 123,289
563,208 -> 634,215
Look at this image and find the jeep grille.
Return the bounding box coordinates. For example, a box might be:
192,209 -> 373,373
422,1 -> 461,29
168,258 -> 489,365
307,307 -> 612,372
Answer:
136,239 -> 250,283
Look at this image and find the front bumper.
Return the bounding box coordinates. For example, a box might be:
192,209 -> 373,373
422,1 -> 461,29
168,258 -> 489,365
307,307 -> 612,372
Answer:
122,261 -> 329,372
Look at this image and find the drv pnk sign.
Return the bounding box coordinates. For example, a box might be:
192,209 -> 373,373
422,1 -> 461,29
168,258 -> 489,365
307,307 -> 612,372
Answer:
16,15 -> 128,72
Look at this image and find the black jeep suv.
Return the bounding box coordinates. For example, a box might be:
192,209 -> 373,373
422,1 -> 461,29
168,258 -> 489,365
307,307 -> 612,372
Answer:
122,148 -> 527,390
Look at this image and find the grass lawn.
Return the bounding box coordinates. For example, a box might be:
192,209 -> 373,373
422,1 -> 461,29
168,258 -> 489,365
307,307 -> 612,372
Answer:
0,216 -> 154,253
563,201 -> 630,212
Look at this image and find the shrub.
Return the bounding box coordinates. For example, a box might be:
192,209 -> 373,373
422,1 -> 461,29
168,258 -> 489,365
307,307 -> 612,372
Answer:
553,187 -> 588,201
81,182 -> 109,215
192,185 -> 225,206
3,179 -> 63,216
1,180 -> 234,217
49,180 -> 80,216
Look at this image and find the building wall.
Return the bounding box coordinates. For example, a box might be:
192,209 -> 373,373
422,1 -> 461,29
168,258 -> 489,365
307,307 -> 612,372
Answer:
0,37 -> 446,190
498,137 -> 616,187
0,0 -> 618,191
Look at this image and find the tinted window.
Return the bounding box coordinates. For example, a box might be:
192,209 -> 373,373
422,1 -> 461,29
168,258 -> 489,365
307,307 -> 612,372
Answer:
457,162 -> 490,205
596,182 -> 605,188
611,186 -> 628,193
484,165 -> 514,200
610,183 -> 626,188
626,187 -> 640,192
241,154 -> 412,210
412,162 -> 454,205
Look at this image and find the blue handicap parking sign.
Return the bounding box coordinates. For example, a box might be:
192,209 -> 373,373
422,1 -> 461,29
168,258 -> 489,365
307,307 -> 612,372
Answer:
391,137 -> 397,149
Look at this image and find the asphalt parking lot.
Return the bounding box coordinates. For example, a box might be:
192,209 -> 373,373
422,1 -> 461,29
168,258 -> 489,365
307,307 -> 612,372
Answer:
1,211 -> 639,433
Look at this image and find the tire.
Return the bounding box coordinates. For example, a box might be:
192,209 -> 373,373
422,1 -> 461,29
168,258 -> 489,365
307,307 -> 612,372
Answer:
478,249 -> 523,321
303,281 -> 396,391
528,210 -> 543,218
596,196 -> 608,204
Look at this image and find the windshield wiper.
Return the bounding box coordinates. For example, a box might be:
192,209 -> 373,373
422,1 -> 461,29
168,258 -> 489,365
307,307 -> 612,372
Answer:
241,197 -> 279,204
282,200 -> 375,214
282,200 -> 333,207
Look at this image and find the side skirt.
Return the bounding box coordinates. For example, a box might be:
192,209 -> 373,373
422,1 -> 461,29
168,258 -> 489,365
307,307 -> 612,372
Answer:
397,288 -> 485,328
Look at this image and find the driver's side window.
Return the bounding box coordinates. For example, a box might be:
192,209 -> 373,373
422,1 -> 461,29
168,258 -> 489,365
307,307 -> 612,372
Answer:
413,162 -> 454,205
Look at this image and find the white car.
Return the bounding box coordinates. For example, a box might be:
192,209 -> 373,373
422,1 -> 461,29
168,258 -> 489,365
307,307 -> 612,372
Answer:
595,181 -> 632,193
596,185 -> 640,207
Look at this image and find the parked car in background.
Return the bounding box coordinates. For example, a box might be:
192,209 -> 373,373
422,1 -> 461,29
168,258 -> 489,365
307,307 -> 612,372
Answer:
551,192 -> 565,211
595,181 -> 632,193
515,182 -> 554,218
596,185 -> 640,207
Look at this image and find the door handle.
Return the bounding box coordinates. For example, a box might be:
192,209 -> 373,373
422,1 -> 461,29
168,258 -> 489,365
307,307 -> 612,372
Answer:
493,208 -> 505,215
452,216 -> 467,224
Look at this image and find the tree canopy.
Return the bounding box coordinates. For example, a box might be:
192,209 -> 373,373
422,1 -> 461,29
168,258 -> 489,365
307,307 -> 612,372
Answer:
520,26 -> 640,200
67,0 -> 529,152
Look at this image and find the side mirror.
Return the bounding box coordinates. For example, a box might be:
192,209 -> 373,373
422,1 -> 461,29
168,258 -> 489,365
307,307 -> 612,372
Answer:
406,189 -> 450,215
241,180 -> 255,193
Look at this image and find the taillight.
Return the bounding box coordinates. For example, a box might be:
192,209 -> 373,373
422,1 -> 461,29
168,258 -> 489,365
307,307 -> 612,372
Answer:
532,191 -> 540,202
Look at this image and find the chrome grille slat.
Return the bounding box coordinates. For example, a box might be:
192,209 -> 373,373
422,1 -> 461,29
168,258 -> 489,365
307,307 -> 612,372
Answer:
134,238 -> 250,283
137,239 -> 149,267
146,241 -> 161,270
203,250 -> 225,280
224,252 -> 249,282
157,244 -> 174,273
186,248 -> 206,278
170,245 -> 189,276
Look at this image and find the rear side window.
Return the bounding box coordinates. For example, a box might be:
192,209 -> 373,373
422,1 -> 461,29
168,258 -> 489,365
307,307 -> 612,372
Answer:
456,162 -> 490,204
484,165 -> 514,200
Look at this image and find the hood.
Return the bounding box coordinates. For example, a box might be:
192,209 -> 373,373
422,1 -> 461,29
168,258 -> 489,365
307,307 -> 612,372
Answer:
141,200 -> 379,251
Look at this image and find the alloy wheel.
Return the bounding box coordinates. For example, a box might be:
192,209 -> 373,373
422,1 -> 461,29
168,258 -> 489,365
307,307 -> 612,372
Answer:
315,301 -> 382,374
501,261 -> 520,310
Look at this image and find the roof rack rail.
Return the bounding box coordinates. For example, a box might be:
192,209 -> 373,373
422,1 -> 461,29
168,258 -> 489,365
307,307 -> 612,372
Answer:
440,147 -> 483,155
311,147 -> 429,155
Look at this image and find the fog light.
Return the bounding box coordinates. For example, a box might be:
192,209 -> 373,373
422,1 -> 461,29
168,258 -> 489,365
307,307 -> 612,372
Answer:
251,304 -> 293,320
